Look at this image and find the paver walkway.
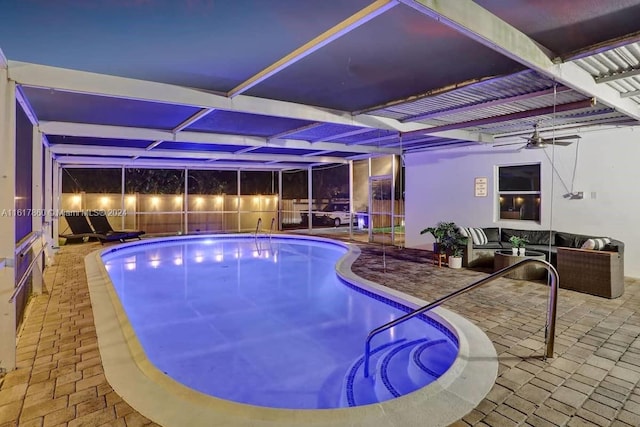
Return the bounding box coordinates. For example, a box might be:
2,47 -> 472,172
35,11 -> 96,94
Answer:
1,240 -> 639,427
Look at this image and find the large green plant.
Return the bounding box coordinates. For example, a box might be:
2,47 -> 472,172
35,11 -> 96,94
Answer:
421,221 -> 466,255
442,230 -> 469,257
420,221 -> 457,242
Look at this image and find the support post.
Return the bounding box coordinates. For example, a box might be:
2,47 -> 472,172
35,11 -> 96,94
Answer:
31,127 -> 43,294
307,167 -> 313,232
349,160 -> 354,238
0,68 -> 17,371
278,170 -> 282,231
52,160 -> 60,240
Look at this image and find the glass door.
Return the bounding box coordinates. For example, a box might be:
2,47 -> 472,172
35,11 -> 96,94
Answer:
369,175 -> 393,244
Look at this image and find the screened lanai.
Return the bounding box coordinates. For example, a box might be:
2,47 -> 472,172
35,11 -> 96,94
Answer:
2,1 -> 640,425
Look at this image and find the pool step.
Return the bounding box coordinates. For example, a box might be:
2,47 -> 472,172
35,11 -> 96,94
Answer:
341,338 -> 451,407
407,339 -> 455,385
339,339 -> 406,407
373,338 -> 431,402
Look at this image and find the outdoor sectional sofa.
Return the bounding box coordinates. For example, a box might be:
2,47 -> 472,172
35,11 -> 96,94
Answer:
462,227 -> 625,298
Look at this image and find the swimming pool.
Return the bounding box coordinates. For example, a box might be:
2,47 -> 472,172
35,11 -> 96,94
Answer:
86,235 -> 497,426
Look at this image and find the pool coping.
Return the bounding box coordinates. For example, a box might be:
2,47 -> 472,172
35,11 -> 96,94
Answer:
85,234 -> 498,427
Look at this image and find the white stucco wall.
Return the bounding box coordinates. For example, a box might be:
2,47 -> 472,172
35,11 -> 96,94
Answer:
405,125 -> 640,278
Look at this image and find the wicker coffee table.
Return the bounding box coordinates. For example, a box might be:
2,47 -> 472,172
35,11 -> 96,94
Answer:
494,249 -> 547,280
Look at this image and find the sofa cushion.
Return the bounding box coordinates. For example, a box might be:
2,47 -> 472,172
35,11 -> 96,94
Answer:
555,232 -> 577,248
501,228 -> 555,245
603,243 -> 622,253
460,227 -> 488,245
555,232 -> 592,248
483,227 -> 500,242
474,242 -> 503,249
581,238 -> 611,250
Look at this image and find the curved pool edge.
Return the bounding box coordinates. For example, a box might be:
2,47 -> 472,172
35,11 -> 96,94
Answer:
85,234 -> 498,427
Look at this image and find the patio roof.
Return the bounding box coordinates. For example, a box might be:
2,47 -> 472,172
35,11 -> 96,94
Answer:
1,0 -> 639,169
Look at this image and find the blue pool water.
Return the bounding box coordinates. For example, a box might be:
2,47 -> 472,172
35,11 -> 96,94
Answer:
101,236 -> 458,409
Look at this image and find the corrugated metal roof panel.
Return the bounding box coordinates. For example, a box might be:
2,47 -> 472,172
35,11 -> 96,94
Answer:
471,108 -> 624,134
412,90 -> 589,125
575,41 -> 640,104
369,70 -> 558,120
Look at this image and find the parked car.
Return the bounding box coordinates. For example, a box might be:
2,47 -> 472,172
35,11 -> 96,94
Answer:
300,201 -> 355,227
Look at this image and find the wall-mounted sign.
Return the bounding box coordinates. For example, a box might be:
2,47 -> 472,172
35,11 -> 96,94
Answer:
474,177 -> 488,197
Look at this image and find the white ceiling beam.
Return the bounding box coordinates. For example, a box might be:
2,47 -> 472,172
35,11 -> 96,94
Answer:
383,135 -> 439,147
302,150 -> 333,157
234,146 -> 261,154
173,108 -> 215,133
400,0 -> 640,121
145,108 -> 214,151
15,87 -> 39,126
228,0 -> 398,97
267,122 -> 323,141
145,140 -> 163,151
9,61 -> 492,142
0,47 -> 7,69
56,156 -> 306,170
401,87 -> 573,122
50,144 -> 349,164
311,127 -> 372,142
7,61 -> 392,129
351,133 -> 399,145
39,121 -> 401,155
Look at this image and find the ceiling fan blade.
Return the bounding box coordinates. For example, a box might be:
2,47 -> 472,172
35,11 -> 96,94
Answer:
493,141 -> 526,147
540,138 -> 577,146
547,134 -> 581,141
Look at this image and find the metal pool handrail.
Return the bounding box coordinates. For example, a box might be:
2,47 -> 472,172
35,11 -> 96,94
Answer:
254,217 -> 262,238
363,259 -> 559,377
269,218 -> 275,238
9,239 -> 46,303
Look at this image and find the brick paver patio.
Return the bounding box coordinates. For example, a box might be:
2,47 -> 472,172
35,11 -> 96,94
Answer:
1,240 -> 639,426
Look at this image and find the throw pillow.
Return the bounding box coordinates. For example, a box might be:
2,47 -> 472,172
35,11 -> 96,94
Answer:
483,227 -> 500,242
581,237 -> 611,250
459,227 -> 488,245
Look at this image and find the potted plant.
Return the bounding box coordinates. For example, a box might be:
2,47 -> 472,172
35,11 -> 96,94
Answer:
441,229 -> 468,268
509,236 -> 528,256
420,221 -> 457,254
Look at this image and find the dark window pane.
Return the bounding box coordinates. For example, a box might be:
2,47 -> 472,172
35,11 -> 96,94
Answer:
499,194 -> 540,221
240,171 -> 278,195
63,168 -> 122,193
282,169 -> 307,199
187,170 -> 237,195
125,169 -> 184,194
312,164 -> 349,200
498,164 -> 540,191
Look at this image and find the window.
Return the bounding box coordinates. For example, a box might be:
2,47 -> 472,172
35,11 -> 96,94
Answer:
498,164 -> 540,221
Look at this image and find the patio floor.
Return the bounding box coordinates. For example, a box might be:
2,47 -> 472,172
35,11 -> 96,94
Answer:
1,239 -> 640,426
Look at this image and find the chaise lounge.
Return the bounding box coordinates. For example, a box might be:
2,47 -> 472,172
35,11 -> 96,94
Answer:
88,211 -> 145,240
60,212 -> 144,245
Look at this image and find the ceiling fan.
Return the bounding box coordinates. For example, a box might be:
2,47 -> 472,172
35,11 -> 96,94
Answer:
493,123 -> 581,149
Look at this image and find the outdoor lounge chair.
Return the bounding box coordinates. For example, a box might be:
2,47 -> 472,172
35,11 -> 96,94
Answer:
60,212 -> 142,244
88,211 -> 145,240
